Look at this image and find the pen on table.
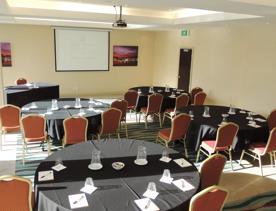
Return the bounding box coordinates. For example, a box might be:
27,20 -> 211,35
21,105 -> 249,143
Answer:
145,199 -> 151,209
73,195 -> 84,204
40,171 -> 52,179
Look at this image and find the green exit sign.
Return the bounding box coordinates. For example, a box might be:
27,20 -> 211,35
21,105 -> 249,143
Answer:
181,29 -> 190,37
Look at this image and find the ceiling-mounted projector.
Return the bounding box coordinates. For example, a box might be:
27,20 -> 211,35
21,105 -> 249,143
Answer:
113,5 -> 127,28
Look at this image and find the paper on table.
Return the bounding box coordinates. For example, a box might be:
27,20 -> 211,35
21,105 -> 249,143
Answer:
255,118 -> 266,122
38,170 -> 54,181
52,163 -> 67,172
172,179 -> 194,192
143,190 -> 159,199
159,156 -> 172,163
173,158 -> 192,168
80,185 -> 97,195
134,198 -> 160,211
160,175 -> 173,184
68,193 -> 88,209
248,123 -> 261,128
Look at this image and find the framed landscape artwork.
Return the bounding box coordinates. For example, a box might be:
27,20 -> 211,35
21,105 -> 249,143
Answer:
1,42 -> 12,67
113,45 -> 138,66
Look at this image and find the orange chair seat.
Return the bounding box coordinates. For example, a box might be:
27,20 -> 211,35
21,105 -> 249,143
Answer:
25,135 -> 46,142
249,143 -> 266,155
140,107 -> 157,114
2,125 -> 20,132
158,128 -> 171,141
201,140 -> 229,153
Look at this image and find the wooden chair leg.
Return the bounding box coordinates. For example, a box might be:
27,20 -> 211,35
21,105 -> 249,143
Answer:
274,151 -> 276,167
117,132 -> 120,140
162,113 -> 166,126
125,123 -> 128,139
229,149 -> 233,171
97,134 -> 100,141
270,152 -> 274,167
183,139 -> 188,158
22,142 -> 26,166
144,115 -> 148,129
159,113 -> 162,128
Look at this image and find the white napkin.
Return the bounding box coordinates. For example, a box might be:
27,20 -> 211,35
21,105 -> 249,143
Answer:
159,156 -> 172,163
248,123 -> 261,128
52,163 -> 67,172
68,193 -> 88,209
239,110 -> 247,114
143,190 -> 159,199
160,176 -> 173,184
63,105 -> 70,109
202,114 -> 211,118
22,107 -> 30,111
255,118 -> 266,122
38,170 -> 54,181
80,185 -> 97,195
173,158 -> 192,167
78,112 -> 86,116
228,111 -> 236,115
134,198 -> 160,211
172,179 -> 195,192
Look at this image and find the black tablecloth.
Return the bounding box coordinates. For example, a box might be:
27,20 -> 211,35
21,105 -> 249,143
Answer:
130,86 -> 189,112
21,98 -> 110,143
34,140 -> 200,211
177,105 -> 269,151
4,82 -> 59,107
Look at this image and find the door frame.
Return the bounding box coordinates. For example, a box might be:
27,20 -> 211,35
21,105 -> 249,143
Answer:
176,47 -> 194,91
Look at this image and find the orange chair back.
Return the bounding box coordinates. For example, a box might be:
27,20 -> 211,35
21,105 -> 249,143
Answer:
169,113 -> 191,141
214,123 -> 239,150
190,87 -> 203,104
193,91 -> 207,105
0,104 -> 20,132
147,93 -> 163,114
175,94 -> 189,110
268,109 -> 276,131
263,127 -> 276,155
111,100 -> 128,121
0,175 -> 32,211
15,78 -> 27,85
189,186 -> 228,211
63,117 -> 88,145
200,154 -> 227,190
21,115 -> 46,142
124,90 -> 138,109
100,108 -> 122,135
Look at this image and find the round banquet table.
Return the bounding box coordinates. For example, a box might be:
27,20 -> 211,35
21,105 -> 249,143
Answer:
21,98 -> 110,143
130,86 -> 189,112
177,105 -> 269,151
34,139 -> 200,211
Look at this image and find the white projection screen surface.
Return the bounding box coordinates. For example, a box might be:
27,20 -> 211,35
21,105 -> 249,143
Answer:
54,28 -> 109,71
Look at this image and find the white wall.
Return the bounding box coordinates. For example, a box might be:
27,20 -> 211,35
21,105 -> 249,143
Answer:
152,25 -> 276,116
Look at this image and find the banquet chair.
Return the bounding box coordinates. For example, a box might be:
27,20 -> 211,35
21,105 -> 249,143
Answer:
163,93 -> 189,124
139,93 -> 163,129
189,185 -> 228,211
239,127 -> 276,176
0,104 -> 21,151
156,113 -> 191,157
193,91 -> 207,105
196,122 -> 239,170
0,175 -> 33,211
63,116 -> 88,147
21,114 -> 50,165
111,99 -> 128,138
200,154 -> 227,190
15,78 -> 27,85
267,109 -> 276,131
190,87 -> 203,104
97,108 -> 122,141
124,90 -> 138,118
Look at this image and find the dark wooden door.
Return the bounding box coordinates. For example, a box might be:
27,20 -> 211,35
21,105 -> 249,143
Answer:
177,48 -> 192,91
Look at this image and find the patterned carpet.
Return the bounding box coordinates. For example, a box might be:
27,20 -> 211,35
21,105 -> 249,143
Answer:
15,116 -> 276,211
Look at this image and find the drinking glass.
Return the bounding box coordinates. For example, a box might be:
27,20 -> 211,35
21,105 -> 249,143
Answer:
55,158 -> 63,166
162,169 -> 171,178
162,148 -> 169,159
85,177 -> 94,187
89,98 -> 94,104
75,97 -> 81,107
203,106 -> 210,116
189,110 -> 194,120
91,150 -> 101,165
137,146 -> 147,161
221,114 -> 228,123
138,88 -> 142,94
51,99 -> 58,110
147,182 -> 156,192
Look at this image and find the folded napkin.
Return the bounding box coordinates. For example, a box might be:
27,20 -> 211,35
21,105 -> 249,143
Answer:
159,156 -> 172,163
143,190 -> 159,199
38,170 -> 54,181
173,158 -> 192,168
134,198 -> 160,211
255,118 -> 266,122
248,123 -> 261,128
172,179 -> 195,192
80,185 -> 97,195
160,175 -> 173,184
68,193 -> 88,209
52,163 -> 67,172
